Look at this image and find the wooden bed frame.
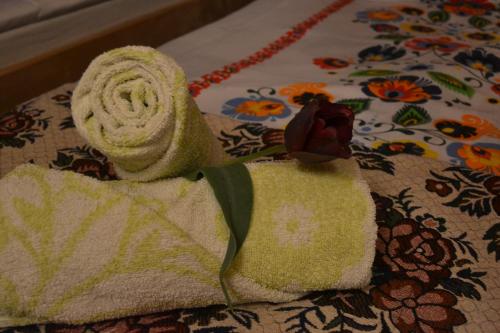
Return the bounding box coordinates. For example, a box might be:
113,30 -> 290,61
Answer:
0,0 -> 253,114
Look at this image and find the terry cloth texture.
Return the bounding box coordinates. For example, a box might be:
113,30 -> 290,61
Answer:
0,159 -> 375,327
0,83 -> 499,332
71,46 -> 226,181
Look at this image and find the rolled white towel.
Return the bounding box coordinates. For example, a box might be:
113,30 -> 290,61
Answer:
72,46 -> 226,181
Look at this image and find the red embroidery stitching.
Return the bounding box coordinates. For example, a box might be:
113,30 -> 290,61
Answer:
188,0 -> 353,97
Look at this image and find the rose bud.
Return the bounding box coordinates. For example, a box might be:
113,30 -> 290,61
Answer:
284,99 -> 354,163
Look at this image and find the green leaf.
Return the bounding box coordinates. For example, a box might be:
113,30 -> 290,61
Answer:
186,163 -> 253,309
428,10 -> 449,23
392,104 -> 431,127
427,71 -> 475,98
349,69 -> 400,77
336,98 -> 372,114
469,16 -> 491,29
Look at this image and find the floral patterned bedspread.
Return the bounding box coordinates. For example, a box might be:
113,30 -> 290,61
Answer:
0,85 -> 499,333
0,0 -> 499,333
188,0 -> 499,175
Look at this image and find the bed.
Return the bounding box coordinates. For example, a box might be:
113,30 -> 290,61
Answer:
0,0 -> 499,332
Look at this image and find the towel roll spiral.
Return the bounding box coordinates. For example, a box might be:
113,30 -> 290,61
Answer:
72,46 -> 225,181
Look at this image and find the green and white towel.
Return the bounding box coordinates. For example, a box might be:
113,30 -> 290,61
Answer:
71,46 -> 226,181
0,159 -> 375,327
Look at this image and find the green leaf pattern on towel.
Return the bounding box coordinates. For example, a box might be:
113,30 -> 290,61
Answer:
0,159 -> 374,326
0,167 -> 221,325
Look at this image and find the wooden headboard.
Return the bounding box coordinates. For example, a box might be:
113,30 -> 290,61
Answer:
0,0 -> 253,114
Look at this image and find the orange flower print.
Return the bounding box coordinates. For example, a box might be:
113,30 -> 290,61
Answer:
279,82 -> 334,107
458,145 -> 500,175
400,23 -> 436,34
313,57 -> 350,70
443,0 -> 495,16
360,76 -> 441,104
459,114 -> 500,138
434,114 -> 500,140
448,143 -> 500,175
405,37 -> 469,53
369,10 -> 400,21
222,97 -> 291,121
356,9 -> 403,23
373,140 -> 438,159
236,100 -> 286,117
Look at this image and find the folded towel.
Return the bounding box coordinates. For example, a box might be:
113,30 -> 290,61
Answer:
0,159 -> 375,327
71,46 -> 226,181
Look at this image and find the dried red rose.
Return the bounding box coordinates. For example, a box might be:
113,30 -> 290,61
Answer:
284,99 -> 354,163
